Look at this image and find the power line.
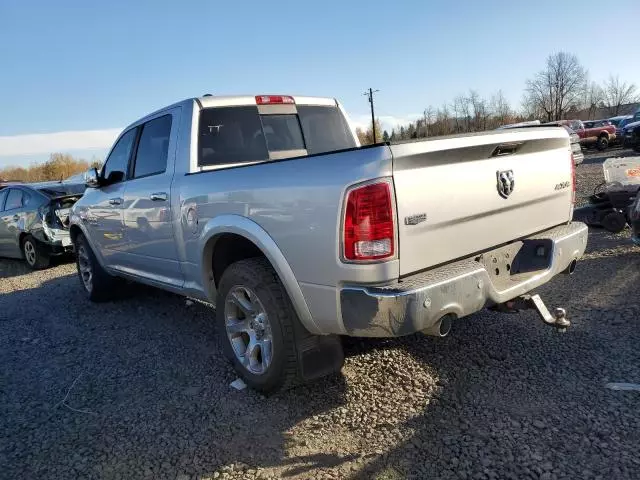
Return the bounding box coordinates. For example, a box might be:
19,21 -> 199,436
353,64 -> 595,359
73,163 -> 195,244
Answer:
363,88 -> 380,142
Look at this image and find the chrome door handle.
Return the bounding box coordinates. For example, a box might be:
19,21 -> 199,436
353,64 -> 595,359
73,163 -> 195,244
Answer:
108,198 -> 122,206
149,192 -> 168,201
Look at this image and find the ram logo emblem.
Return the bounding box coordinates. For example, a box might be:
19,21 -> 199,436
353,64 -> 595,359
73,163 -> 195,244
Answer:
496,170 -> 515,198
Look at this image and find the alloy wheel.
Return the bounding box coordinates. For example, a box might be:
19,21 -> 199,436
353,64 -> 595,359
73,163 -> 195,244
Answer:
224,285 -> 274,375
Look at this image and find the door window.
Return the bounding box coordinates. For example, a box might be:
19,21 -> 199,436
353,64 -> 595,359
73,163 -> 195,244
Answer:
0,189 -> 7,211
102,128 -> 137,184
5,189 -> 24,210
132,115 -> 172,178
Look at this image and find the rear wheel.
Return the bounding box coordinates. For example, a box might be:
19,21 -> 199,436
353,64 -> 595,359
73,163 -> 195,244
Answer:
216,258 -> 307,393
22,235 -> 50,270
602,211 -> 627,233
597,135 -> 609,151
75,233 -> 119,302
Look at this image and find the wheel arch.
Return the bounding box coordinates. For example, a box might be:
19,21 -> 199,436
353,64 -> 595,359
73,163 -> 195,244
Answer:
199,215 -> 320,334
67,218 -> 108,268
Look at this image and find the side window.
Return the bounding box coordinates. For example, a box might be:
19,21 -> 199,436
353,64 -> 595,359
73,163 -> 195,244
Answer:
102,128 -> 137,184
0,189 -> 8,211
5,189 -> 23,210
132,115 -> 172,178
571,121 -> 582,131
22,191 -> 32,207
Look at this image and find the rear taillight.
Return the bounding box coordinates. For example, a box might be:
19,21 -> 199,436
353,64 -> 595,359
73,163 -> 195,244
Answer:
570,153 -> 576,204
255,95 -> 295,105
343,181 -> 395,261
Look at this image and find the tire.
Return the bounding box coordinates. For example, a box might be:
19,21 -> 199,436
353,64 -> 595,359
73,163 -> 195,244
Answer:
74,233 -> 119,302
22,235 -> 50,270
601,211 -> 627,233
216,258 -> 306,393
597,135 -> 609,151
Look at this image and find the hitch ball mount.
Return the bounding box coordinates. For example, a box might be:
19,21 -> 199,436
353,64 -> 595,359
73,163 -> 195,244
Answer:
500,294 -> 571,331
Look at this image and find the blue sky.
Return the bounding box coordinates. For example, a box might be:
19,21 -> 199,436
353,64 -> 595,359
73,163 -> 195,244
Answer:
1,0 -> 639,168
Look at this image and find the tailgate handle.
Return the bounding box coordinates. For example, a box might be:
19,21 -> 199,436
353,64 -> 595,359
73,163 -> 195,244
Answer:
492,142 -> 523,157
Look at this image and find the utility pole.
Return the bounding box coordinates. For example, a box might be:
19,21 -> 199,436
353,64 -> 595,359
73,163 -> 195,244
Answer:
363,88 -> 380,143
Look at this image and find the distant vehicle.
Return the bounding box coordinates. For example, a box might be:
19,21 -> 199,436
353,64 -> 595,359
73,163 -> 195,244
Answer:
499,121 -> 583,164
622,121 -> 640,152
583,120 -> 612,129
612,116 -> 634,140
608,115 -> 631,127
546,120 -> 616,150
565,126 -> 585,164
69,94 -> 587,392
0,182 -> 85,268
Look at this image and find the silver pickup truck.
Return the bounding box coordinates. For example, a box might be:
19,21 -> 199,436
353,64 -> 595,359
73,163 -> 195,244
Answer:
70,94 -> 588,392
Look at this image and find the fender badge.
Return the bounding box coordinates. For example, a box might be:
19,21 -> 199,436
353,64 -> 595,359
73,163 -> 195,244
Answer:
404,213 -> 427,225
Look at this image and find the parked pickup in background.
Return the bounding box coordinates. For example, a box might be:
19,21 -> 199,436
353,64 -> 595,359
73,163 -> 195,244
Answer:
69,94 -> 588,392
551,119 -> 616,150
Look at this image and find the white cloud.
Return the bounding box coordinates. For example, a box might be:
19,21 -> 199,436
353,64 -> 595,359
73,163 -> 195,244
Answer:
349,113 -> 423,134
0,128 -> 121,157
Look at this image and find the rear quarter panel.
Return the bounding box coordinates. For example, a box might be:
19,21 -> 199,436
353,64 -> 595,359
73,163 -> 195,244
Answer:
174,146 -> 397,290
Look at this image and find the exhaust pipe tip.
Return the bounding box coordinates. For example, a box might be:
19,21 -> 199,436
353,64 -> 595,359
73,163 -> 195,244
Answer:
422,313 -> 454,337
564,259 -> 577,275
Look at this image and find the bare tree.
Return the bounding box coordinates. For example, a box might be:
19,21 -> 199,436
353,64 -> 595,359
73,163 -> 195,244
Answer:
491,90 -> 512,126
422,105 -> 435,137
468,90 -> 489,131
435,104 -> 452,136
523,52 -> 587,121
582,81 -> 604,119
603,75 -> 639,116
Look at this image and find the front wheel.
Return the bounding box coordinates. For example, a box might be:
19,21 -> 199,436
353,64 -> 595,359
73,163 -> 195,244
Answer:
597,136 -> 609,151
74,233 -> 120,302
216,258 -> 305,393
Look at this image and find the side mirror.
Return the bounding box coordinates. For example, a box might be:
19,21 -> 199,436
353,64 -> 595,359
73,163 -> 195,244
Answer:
85,168 -> 100,188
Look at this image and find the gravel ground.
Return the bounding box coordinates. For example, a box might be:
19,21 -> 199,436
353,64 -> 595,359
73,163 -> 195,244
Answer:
1,150 -> 639,480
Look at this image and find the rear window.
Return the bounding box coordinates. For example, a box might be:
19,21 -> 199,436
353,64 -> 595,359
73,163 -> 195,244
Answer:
198,104 -> 356,167
297,105 -> 356,155
199,107 -> 268,166
260,115 -> 305,151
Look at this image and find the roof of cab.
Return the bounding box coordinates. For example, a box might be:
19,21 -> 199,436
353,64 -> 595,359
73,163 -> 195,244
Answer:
196,94 -> 337,109
120,94 -> 340,139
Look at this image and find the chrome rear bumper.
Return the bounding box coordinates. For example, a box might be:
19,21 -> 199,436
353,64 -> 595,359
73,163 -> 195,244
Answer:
340,222 -> 588,337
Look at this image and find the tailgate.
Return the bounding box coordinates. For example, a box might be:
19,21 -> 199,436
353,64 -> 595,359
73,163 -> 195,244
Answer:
391,128 -> 573,276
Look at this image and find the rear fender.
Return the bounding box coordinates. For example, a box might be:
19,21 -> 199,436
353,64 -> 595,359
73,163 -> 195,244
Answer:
199,214 -> 321,335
